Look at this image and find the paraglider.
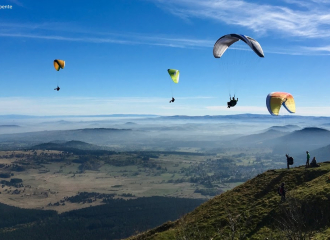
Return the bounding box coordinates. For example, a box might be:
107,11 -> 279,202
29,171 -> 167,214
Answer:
167,69 -> 179,103
53,59 -> 65,71
266,92 -> 295,116
213,34 -> 264,108
213,34 -> 264,58
53,59 -> 65,91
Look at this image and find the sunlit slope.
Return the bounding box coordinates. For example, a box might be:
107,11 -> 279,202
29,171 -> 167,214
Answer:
127,163 -> 330,240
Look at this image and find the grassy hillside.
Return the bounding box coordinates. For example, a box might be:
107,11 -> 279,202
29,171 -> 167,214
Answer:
127,162 -> 330,239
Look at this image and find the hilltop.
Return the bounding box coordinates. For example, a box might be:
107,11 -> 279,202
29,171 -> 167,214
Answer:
31,140 -> 109,151
267,125 -> 300,132
127,162 -> 330,239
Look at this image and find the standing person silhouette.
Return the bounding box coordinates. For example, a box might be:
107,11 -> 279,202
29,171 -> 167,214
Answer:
306,151 -> 310,168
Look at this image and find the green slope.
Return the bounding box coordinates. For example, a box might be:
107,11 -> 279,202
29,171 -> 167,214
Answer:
127,162 -> 330,239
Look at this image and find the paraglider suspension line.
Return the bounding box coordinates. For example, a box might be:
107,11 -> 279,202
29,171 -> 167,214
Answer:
169,80 -> 174,98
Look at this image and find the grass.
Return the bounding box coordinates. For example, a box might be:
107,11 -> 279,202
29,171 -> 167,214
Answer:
0,150 -> 212,213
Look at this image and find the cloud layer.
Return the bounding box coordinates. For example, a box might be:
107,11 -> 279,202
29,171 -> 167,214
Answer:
0,97 -> 328,116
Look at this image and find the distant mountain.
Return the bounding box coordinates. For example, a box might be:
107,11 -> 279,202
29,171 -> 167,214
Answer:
125,122 -> 137,125
0,114 -> 159,119
0,125 -> 20,128
295,144 -> 330,164
160,114 -> 314,120
73,128 -> 131,132
161,114 -> 275,121
31,140 -> 110,152
267,125 -> 300,132
0,128 -> 132,147
234,129 -> 288,146
268,127 -> 330,158
41,120 -> 73,125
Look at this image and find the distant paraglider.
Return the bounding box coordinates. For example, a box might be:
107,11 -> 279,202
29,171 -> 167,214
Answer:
266,92 -> 296,116
167,69 -> 179,103
54,59 -> 65,71
53,59 -> 65,91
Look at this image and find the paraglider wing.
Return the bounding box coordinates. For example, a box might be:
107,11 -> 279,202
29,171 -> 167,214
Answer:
54,59 -> 65,71
213,34 -> 264,58
266,92 -> 295,116
213,35 -> 240,58
245,36 -> 264,58
167,69 -> 180,84
283,94 -> 295,113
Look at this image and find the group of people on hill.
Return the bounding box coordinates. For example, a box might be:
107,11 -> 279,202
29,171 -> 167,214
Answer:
285,150 -> 320,169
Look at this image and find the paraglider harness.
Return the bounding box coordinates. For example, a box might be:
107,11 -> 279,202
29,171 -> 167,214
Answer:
54,86 -> 60,91
169,97 -> 175,103
227,95 -> 238,108
286,155 -> 294,165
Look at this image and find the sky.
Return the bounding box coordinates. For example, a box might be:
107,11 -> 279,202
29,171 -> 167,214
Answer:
1,0 -> 330,116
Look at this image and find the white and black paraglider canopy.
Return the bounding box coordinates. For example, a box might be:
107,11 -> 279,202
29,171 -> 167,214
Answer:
213,34 -> 264,58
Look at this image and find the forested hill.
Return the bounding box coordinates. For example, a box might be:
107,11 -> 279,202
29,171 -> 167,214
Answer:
127,162 -> 330,239
0,197 -> 205,240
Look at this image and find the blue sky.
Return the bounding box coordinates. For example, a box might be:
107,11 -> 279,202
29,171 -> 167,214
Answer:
1,0 -> 330,116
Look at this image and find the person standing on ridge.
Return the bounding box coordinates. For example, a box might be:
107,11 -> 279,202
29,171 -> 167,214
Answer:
306,151 -> 310,168
286,154 -> 293,169
278,183 -> 286,201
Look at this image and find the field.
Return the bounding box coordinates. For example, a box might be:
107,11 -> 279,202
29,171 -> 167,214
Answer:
0,148 -> 284,213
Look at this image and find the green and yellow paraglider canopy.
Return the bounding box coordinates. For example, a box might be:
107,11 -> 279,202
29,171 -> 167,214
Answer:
54,59 -> 65,71
167,69 -> 180,84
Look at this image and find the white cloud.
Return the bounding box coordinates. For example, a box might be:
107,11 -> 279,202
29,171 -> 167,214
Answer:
206,105 -> 330,116
2,2 -> 330,55
0,33 -> 131,44
0,97 -> 329,116
1,27 -> 328,55
6,0 -> 24,7
293,107 -> 330,116
0,97 -> 215,116
0,30 -> 213,49
302,45 -> 330,52
154,0 -> 330,38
